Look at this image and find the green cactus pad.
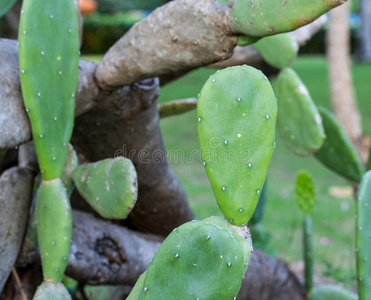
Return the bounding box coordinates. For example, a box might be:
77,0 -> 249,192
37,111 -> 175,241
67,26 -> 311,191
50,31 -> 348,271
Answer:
197,65 -> 277,226
274,68 -> 325,156
309,284 -> 357,300
33,282 -> 71,300
136,217 -> 247,300
35,179 -> 72,282
61,145 -> 78,198
254,34 -> 298,69
72,157 -> 138,220
356,171 -> 371,300
314,106 -> 365,182
0,0 -> 17,18
18,0 -> 79,180
230,0 -> 346,37
203,216 -> 253,272
296,170 -> 315,215
127,272 -> 147,300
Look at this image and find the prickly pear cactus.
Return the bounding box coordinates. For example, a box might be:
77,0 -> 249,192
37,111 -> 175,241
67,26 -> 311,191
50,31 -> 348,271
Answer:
35,179 -> 72,282
197,65 -> 277,226
296,170 -> 315,215
131,217 -> 252,300
254,34 -> 298,69
72,157 -> 138,219
356,170 -> 371,300
314,106 -> 365,182
230,0 -> 347,37
18,0 -> 79,180
33,282 -> 71,300
274,68 -> 325,156
126,272 -> 146,300
0,0 -> 17,18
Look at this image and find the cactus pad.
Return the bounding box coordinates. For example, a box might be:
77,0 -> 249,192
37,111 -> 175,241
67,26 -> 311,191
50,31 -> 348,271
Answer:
197,65 -> 277,226
296,170 -> 315,215
72,157 -> 138,220
230,0 -> 346,37
134,217 -> 250,299
35,179 -> 72,282
274,68 -> 325,156
33,282 -> 71,300
356,171 -> 371,300
18,0 -> 79,180
254,34 -> 298,69
314,106 -> 365,182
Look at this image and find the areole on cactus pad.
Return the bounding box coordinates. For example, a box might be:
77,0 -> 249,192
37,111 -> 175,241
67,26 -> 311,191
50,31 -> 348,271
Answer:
197,65 -> 277,226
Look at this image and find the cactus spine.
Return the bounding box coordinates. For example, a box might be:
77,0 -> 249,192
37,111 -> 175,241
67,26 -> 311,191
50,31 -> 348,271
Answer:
18,0 -> 79,297
356,171 -> 371,300
197,65 -> 277,226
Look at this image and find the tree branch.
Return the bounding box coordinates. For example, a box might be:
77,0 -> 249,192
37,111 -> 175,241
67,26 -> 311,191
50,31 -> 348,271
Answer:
16,210 -> 305,300
71,78 -> 196,235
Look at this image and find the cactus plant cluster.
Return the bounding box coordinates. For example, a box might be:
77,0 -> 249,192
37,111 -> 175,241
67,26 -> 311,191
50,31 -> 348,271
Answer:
4,0 -> 367,298
18,1 -> 138,298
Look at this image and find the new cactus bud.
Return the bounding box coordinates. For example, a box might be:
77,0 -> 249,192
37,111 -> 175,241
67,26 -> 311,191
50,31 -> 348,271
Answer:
18,0 -> 79,180
274,68 -> 325,156
230,0 -> 347,37
254,34 -> 299,69
133,217 -> 248,300
197,65 -> 277,226
35,179 -> 72,283
356,171 -> 371,300
61,144 -> 78,198
72,157 -> 138,220
33,282 -> 71,300
296,170 -> 315,215
314,106 -> 365,182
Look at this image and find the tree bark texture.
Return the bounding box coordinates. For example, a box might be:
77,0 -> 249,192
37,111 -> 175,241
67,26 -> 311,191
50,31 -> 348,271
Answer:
326,2 -> 367,161
15,210 -> 306,300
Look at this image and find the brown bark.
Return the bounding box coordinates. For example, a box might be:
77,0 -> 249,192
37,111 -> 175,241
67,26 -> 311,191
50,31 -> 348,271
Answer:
326,2 -> 368,162
72,78 -> 196,236
15,210 -> 305,300
95,0 -> 237,90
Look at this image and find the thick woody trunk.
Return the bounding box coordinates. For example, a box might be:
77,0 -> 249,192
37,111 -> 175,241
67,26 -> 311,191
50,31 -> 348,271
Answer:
326,2 -> 368,163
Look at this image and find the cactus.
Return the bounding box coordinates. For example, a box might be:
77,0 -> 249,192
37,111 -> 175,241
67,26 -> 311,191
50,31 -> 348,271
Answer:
0,0 -> 17,18
60,144 -> 78,198
356,170 -> 371,300
35,179 -> 72,283
314,106 -> 365,182
274,68 -> 325,156
254,34 -> 299,69
296,170 -> 315,294
18,0 -> 79,180
127,272 -> 146,300
309,285 -> 357,300
197,65 -> 277,226
72,157 -> 138,219
296,171 -> 315,215
129,216 -> 252,300
33,282 -> 71,300
230,0 -> 347,37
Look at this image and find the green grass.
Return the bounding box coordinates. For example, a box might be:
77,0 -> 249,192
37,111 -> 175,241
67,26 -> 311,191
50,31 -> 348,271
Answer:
158,56 -> 371,287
